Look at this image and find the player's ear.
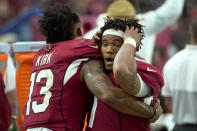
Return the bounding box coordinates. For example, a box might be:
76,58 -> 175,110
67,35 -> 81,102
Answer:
77,27 -> 83,37
76,23 -> 84,38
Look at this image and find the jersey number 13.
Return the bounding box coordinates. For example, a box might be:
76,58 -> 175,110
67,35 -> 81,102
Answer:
26,69 -> 54,115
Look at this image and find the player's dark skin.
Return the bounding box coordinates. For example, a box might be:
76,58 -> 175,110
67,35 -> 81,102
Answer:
37,4 -> 162,121
30,4 -> 161,130
81,59 -> 161,121
80,26 -> 162,122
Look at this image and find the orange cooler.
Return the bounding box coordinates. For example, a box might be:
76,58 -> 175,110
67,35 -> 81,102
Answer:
13,41 -> 45,131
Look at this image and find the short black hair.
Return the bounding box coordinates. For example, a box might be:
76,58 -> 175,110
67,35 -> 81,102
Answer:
190,17 -> 197,42
100,17 -> 144,50
39,4 -> 80,44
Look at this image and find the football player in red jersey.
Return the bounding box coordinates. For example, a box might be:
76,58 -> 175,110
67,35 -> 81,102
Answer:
24,4 -> 162,131
87,18 -> 164,131
0,72 -> 12,131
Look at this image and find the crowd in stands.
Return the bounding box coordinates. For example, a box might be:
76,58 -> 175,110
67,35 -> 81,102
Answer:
1,0 -> 197,67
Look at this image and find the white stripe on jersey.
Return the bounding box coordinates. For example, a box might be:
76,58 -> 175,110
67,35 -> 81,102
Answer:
27,127 -> 52,131
88,96 -> 98,128
63,58 -> 89,86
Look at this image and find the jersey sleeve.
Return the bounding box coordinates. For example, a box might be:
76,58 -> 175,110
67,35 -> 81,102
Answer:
135,73 -> 152,98
75,39 -> 102,60
137,61 -> 164,105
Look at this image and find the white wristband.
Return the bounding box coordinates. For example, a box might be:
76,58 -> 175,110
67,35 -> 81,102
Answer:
123,37 -> 136,48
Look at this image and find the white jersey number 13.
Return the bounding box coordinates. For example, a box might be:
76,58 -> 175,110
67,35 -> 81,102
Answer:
26,69 -> 54,115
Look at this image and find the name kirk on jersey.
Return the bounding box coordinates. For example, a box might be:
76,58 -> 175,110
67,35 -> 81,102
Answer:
35,53 -> 53,66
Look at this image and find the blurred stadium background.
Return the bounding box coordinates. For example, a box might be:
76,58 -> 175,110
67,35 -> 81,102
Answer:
0,0 -> 197,131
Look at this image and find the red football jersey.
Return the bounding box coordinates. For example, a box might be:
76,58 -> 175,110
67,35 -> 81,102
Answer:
24,39 -> 101,131
87,60 -> 164,131
0,73 -> 12,131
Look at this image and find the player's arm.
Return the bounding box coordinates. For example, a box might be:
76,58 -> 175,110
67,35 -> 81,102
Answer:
81,59 -> 161,121
113,26 -> 145,96
138,0 -> 185,34
164,97 -> 172,113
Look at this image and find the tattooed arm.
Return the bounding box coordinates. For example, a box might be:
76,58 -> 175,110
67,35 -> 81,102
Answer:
81,59 -> 160,119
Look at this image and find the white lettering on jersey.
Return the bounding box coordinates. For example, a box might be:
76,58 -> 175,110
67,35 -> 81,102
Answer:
35,53 -> 53,66
36,55 -> 42,66
26,69 -> 54,115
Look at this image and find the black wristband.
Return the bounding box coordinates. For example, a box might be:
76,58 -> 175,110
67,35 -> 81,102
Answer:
149,106 -> 158,120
